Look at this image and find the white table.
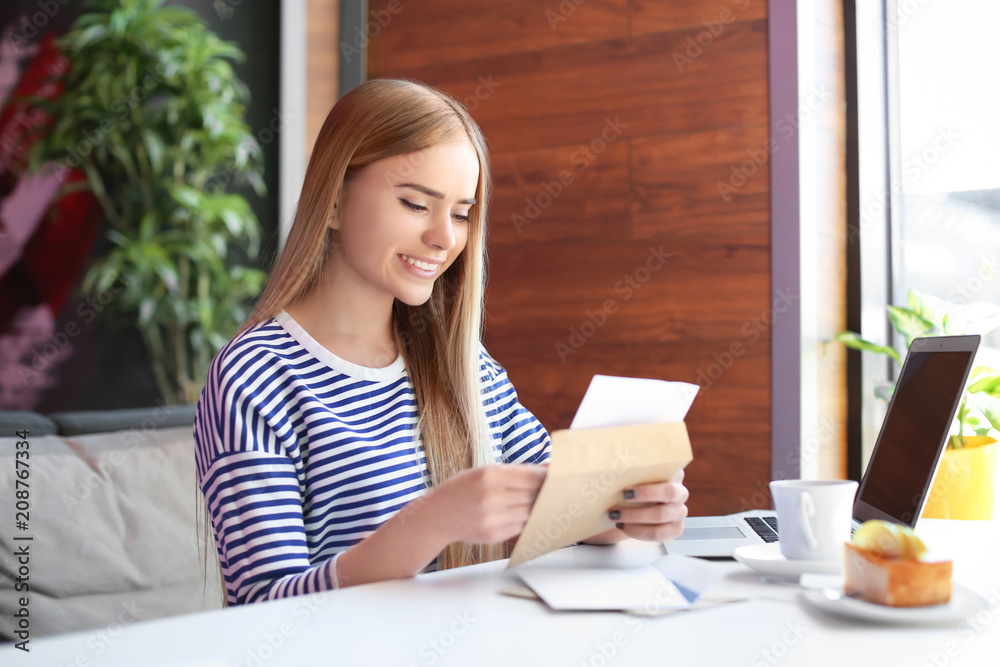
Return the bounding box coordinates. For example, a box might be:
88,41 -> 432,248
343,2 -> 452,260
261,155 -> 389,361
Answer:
5,520 -> 999,667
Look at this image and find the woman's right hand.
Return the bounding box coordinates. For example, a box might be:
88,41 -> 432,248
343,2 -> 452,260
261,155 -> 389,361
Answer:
426,464 -> 547,545
335,464 -> 546,587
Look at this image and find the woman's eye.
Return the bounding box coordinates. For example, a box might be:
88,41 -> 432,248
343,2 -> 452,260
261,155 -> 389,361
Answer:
453,212 -> 471,223
400,199 -> 427,212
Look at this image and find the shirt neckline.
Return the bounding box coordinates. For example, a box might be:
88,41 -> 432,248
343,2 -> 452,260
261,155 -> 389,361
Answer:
275,310 -> 406,382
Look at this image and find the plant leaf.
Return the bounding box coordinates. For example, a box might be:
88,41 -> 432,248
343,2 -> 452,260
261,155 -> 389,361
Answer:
982,398 -> 1000,433
968,371 -> 1000,398
887,306 -> 937,346
833,331 -> 902,364
906,289 -> 941,326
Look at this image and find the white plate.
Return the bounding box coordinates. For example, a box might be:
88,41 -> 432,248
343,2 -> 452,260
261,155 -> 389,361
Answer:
733,543 -> 843,580
801,583 -> 985,625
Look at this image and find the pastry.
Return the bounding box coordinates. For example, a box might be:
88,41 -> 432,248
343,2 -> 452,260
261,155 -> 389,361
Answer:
843,520 -> 952,607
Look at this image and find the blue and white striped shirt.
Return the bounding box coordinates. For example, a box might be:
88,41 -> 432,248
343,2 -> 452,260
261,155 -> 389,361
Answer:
193,311 -> 550,605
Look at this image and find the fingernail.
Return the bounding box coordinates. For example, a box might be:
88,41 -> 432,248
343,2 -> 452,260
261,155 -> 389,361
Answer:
615,523 -> 625,530
623,489 -> 636,500
608,510 -> 621,520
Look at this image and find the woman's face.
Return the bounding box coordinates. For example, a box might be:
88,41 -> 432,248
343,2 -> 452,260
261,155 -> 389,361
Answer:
331,140 -> 480,307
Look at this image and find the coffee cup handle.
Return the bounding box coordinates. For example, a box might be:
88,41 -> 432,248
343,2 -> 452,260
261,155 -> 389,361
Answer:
798,493 -> 818,550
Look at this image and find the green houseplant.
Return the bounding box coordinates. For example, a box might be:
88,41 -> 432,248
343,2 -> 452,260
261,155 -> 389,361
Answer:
836,289 -> 1000,519
24,0 -> 266,404
835,289 -> 1000,448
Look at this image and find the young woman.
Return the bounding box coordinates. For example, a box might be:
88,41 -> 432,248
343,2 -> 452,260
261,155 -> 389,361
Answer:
194,79 -> 689,606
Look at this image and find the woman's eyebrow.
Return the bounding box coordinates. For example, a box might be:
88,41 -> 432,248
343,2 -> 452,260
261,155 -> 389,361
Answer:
397,182 -> 476,206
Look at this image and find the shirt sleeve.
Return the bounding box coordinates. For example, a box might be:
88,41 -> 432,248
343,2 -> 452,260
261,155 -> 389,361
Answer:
193,350 -> 339,606
479,348 -> 552,464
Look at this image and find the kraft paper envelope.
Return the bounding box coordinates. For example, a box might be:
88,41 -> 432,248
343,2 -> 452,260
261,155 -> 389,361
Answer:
508,422 -> 693,568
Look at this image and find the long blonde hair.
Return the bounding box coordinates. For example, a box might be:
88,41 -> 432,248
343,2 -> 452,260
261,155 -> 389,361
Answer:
247,78 -> 501,570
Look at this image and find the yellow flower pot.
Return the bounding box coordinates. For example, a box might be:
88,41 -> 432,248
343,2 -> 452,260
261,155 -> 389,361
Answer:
922,436 -> 998,520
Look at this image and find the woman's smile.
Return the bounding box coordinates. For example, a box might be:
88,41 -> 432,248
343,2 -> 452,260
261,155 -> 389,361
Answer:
398,253 -> 443,277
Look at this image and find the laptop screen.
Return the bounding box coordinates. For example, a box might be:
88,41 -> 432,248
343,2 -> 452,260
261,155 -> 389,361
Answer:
853,335 -> 980,527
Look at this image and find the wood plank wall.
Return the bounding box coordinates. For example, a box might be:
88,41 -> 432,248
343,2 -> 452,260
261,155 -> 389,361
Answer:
368,0 -> 773,515
306,0 -> 340,159
812,0 -> 848,479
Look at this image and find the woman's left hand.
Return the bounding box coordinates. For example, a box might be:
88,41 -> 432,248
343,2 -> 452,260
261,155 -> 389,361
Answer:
607,469 -> 689,542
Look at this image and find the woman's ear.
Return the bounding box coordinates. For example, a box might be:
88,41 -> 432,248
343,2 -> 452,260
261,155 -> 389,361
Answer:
327,202 -> 339,230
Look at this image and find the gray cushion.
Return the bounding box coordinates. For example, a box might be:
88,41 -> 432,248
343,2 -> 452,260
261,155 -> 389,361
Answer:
0,411 -> 58,436
48,404 -> 196,436
0,426 -> 222,639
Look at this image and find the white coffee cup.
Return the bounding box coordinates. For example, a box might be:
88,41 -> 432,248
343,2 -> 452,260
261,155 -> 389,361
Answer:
769,479 -> 858,561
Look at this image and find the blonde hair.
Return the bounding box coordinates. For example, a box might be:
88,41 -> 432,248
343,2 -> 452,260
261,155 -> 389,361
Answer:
246,78 -> 501,570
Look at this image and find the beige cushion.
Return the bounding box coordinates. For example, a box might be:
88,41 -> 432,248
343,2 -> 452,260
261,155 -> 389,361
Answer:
0,426 -> 222,639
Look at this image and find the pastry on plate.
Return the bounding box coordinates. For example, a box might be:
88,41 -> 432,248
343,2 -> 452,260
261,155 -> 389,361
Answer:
843,520 -> 952,607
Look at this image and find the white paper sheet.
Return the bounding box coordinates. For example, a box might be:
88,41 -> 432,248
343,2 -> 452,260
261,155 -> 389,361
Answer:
570,375 -> 699,430
517,553 -> 723,611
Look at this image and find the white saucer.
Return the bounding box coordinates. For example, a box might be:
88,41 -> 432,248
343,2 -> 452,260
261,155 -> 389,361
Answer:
801,583 -> 985,625
733,543 -> 842,580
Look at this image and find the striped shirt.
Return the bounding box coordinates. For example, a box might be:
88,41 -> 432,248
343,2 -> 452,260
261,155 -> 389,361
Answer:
193,311 -> 551,605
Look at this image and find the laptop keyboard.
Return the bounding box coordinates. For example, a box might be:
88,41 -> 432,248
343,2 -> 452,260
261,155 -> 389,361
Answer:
744,516 -> 779,543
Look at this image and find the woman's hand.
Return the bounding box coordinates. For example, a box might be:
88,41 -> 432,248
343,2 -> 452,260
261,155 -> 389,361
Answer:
336,464 -> 545,587
605,469 -> 689,542
426,464 -> 547,546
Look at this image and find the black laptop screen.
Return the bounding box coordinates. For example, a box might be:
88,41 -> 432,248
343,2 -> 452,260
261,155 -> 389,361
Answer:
856,341 -> 977,526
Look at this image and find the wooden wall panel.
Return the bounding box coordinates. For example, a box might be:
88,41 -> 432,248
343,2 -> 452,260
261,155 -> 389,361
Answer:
306,0 -> 339,158
368,0 -> 628,71
373,22 -> 767,154
634,337 -> 770,515
485,243 -> 768,343
489,141 -> 630,247
483,341 -> 635,431
632,0 -> 767,35
369,1 -> 773,516
631,124 -> 770,245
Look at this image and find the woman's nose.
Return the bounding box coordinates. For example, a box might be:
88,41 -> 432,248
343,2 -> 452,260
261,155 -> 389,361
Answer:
423,210 -> 456,251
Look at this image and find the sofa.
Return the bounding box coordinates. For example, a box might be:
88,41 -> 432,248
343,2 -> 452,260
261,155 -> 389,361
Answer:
0,405 -> 223,641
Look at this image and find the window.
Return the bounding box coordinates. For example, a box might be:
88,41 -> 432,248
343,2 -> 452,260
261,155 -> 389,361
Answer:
889,0 -> 1000,344
848,0 -> 1000,474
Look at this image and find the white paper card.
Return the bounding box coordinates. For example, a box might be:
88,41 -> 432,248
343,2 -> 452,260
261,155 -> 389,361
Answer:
516,554 -> 723,611
570,375 -> 699,430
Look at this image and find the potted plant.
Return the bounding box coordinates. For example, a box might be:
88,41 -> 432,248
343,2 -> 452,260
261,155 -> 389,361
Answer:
836,289 -> 1000,519
22,0 -> 266,404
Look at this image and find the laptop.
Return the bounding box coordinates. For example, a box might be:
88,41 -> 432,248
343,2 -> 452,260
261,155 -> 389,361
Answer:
667,334 -> 981,558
